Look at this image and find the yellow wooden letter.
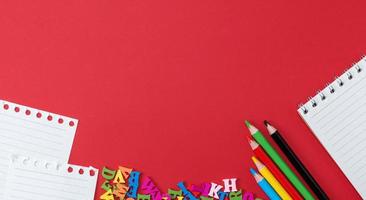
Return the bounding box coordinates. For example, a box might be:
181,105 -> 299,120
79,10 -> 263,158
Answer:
113,169 -> 125,184
100,189 -> 115,200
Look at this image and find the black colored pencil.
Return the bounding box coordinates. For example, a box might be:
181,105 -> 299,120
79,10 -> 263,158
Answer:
264,120 -> 329,200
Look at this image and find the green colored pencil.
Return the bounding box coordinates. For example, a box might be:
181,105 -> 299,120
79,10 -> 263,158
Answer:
245,120 -> 314,200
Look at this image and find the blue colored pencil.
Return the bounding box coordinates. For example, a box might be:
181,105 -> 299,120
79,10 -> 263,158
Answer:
250,168 -> 281,200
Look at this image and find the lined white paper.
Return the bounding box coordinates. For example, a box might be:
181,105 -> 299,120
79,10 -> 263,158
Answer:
3,156 -> 98,200
0,100 -> 78,197
298,56 -> 366,198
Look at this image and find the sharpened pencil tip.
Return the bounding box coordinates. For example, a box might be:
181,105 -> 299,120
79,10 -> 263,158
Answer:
247,136 -> 259,149
263,120 -> 270,127
264,120 -> 277,135
245,120 -> 251,127
245,120 -> 259,135
249,168 -> 257,175
252,156 -> 264,170
251,156 -> 259,163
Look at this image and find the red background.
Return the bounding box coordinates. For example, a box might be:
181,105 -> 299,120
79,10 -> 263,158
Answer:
0,0 -> 365,199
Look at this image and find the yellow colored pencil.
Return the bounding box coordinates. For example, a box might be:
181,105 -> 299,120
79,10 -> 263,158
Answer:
252,156 -> 293,200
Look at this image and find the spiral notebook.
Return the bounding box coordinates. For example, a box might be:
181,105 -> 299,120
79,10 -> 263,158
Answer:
298,56 -> 366,198
0,100 -> 78,197
3,156 -> 98,200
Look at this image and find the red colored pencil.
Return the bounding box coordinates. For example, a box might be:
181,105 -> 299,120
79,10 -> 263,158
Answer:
247,137 -> 303,200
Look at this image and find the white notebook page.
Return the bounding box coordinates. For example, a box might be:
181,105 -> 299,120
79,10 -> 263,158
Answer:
0,100 -> 78,197
3,156 -> 98,200
298,56 -> 366,198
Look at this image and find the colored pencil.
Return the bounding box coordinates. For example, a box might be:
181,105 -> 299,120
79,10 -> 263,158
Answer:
247,137 -> 303,200
252,156 -> 293,200
245,120 -> 314,200
264,120 -> 329,200
250,168 -> 281,200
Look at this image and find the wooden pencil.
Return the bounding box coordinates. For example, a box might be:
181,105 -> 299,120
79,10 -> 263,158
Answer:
252,156 -> 293,200
264,120 -> 328,200
247,137 -> 303,200
250,168 -> 281,200
245,120 -> 314,200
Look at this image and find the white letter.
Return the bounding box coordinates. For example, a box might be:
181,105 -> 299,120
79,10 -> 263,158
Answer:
208,182 -> 223,199
223,178 -> 237,192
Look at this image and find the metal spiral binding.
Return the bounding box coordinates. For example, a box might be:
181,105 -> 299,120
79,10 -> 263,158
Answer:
336,77 -> 344,87
311,99 -> 317,107
299,56 -> 366,115
299,104 -> 308,114
318,90 -> 326,101
356,64 -> 362,73
328,84 -> 335,94
347,71 -> 353,80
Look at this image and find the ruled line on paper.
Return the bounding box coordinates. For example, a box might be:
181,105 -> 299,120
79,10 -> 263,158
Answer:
319,99 -> 366,134
11,181 -> 84,196
0,163 -> 8,168
351,163 -> 366,176
0,112 -> 68,131
8,188 -> 77,200
0,127 -> 64,145
340,146 -> 366,165
316,89 -> 366,131
0,141 -> 62,158
10,194 -> 42,200
0,148 -> 14,155
0,155 -> 9,161
329,117 -> 366,146
0,133 -> 64,152
13,167 -> 89,183
0,118 -> 66,138
327,125 -> 365,148
332,132 -> 362,154
333,129 -> 366,157
355,166 -> 366,182
13,174 -> 88,189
